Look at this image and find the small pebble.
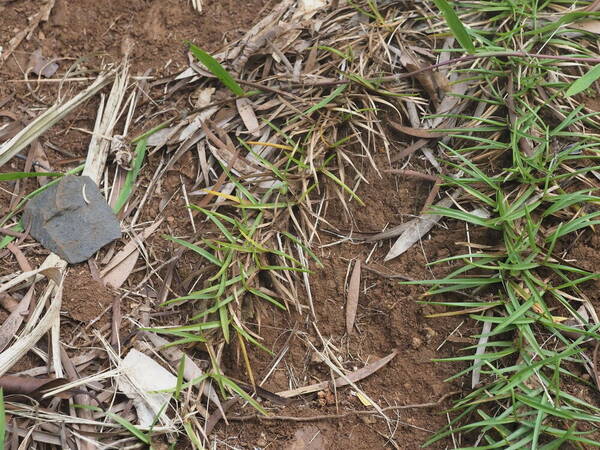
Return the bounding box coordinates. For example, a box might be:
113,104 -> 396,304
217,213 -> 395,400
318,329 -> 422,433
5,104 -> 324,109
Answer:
423,326 -> 437,341
310,351 -> 323,364
360,415 -> 376,424
256,433 -> 267,448
411,336 -> 423,349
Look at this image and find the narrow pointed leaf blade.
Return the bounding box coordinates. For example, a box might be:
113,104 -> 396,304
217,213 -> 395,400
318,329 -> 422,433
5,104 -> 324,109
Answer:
346,259 -> 361,334
188,43 -> 244,97
432,0 -> 475,53
566,64 -> 600,97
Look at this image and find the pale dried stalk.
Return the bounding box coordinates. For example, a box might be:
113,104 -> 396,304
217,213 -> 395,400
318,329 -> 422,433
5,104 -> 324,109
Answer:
83,65 -> 130,184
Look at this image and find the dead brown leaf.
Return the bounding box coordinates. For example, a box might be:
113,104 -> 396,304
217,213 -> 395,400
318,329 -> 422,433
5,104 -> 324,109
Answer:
277,350 -> 397,398
40,267 -> 62,285
384,192 -> 460,261
388,120 -> 448,138
236,97 -> 260,136
103,249 -> 139,289
203,120 -> 260,176
28,50 -> 59,78
0,375 -> 70,399
346,259 -> 361,335
0,293 -> 18,312
585,0 -> 600,12
100,219 -> 162,280
399,50 -> 443,105
0,113 -> 22,142
7,242 -> 32,272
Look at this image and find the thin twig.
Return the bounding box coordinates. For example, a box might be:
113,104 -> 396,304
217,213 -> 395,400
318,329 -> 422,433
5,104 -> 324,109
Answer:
6,76 -> 154,83
362,264 -> 414,281
0,226 -> 27,239
384,169 -> 438,182
420,176 -> 442,215
228,391 -> 459,422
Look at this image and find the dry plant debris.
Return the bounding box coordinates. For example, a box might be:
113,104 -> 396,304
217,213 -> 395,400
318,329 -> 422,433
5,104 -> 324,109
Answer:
2,0 -> 600,448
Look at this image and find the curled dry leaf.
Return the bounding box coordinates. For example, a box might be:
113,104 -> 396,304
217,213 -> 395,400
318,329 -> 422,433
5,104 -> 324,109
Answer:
385,192 -> 459,261
0,120 -> 22,142
192,86 -> 215,108
204,122 -> 260,176
103,249 -> 139,289
100,219 -> 163,281
570,20 -> 600,34
236,98 -> 260,136
431,80 -> 469,128
228,0 -> 294,72
277,350 -> 397,398
298,0 -> 328,14
0,293 -> 18,312
40,267 -> 62,285
346,259 -> 361,335
147,125 -> 181,148
295,0 -> 328,20
388,120 -> 448,139
563,305 -> 591,339
398,49 -> 447,105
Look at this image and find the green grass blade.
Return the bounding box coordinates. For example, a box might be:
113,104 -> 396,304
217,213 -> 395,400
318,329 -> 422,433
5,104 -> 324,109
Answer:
175,357 -> 185,401
106,412 -> 150,444
291,83 -> 348,122
164,235 -> 222,266
0,171 -> 64,181
565,64 -> 600,97
213,374 -> 267,415
432,0 -> 476,53
183,422 -> 206,450
188,43 -> 244,97
113,138 -> 147,213
320,168 -> 365,206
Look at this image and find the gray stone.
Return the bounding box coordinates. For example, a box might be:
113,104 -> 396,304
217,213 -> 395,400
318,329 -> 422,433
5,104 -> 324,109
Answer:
23,175 -> 121,264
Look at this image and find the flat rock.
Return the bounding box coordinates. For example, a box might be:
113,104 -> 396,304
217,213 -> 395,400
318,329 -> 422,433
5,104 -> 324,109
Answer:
23,175 -> 121,264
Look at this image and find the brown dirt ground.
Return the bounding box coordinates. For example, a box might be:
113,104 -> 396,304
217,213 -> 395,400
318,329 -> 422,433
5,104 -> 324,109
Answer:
6,1 -> 599,450
213,155 -> 483,449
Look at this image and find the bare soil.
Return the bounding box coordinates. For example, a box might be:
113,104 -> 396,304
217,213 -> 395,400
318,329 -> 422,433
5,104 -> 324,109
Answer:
211,156 -> 482,448
1,1 -> 573,449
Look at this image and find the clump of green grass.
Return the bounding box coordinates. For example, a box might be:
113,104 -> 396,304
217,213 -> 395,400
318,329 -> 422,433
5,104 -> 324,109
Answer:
406,0 -> 600,447
152,147 -> 325,387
